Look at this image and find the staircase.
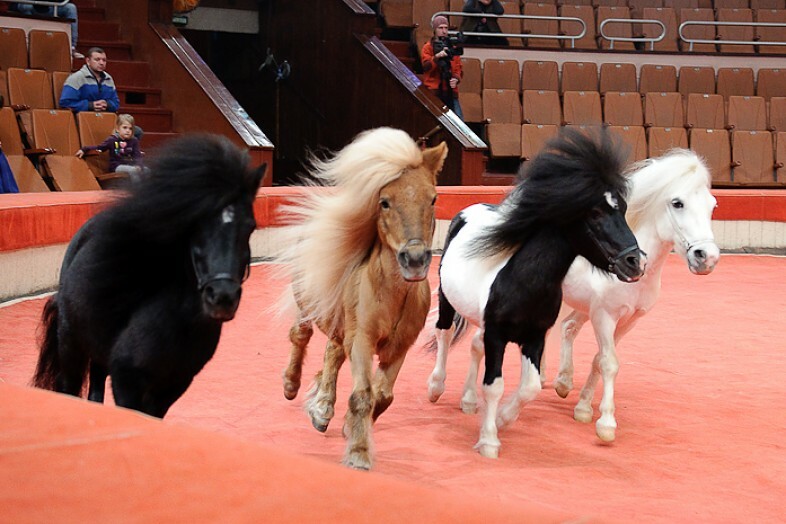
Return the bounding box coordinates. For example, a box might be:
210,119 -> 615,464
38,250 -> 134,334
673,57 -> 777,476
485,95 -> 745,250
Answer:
72,0 -> 177,150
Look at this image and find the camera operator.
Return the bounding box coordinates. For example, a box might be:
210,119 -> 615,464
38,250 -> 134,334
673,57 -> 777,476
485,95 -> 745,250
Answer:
460,0 -> 509,47
421,16 -> 464,120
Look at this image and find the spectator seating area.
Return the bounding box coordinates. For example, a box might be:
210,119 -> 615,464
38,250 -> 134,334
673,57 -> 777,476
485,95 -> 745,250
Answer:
460,57 -> 786,186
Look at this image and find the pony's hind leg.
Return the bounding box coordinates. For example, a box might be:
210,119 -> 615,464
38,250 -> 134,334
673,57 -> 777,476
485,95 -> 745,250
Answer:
427,288 -> 458,402
497,338 -> 544,429
283,319 -> 313,400
476,329 -> 506,459
460,328 -> 484,414
87,361 -> 108,403
304,336 -> 345,432
554,310 -> 588,398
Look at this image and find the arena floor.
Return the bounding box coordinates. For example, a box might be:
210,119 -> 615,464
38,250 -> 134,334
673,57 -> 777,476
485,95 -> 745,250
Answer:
1,254 -> 785,523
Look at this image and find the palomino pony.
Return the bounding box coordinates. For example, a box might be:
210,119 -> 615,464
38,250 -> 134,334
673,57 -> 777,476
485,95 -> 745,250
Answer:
553,149 -> 719,442
427,128 -> 645,459
277,127 -> 446,470
33,134 -> 265,417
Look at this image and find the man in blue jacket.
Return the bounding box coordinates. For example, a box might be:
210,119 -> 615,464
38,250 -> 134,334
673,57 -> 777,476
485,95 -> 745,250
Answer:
59,47 -> 120,113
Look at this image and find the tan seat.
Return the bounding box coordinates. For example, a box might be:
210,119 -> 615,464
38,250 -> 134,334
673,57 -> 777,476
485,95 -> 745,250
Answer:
647,126 -> 689,157
679,8 -> 717,52
560,5 -> 598,49
51,71 -> 70,108
486,123 -> 522,157
561,61 -> 599,93
499,1 -> 524,47
639,64 -> 678,95
715,0 -> 750,7
563,90 -> 603,125
0,70 -> 8,108
380,0 -> 414,27
755,9 -> 786,55
678,66 -> 716,98
609,125 -> 648,164
461,58 -> 482,95
31,109 -> 102,191
604,91 -> 644,126
641,7 -> 679,51
727,96 -> 768,131
599,63 -> 637,94
751,0 -> 786,8
522,90 -> 562,125
0,107 -> 49,192
482,89 -> 522,124
690,128 -> 732,185
769,97 -> 786,133
756,68 -> 786,101
523,2 -> 561,49
732,131 -> 776,185
459,92 -> 484,123
685,93 -> 725,129
28,29 -> 72,73
483,59 -> 520,91
716,67 -> 755,99
716,8 -> 755,54
521,124 -> 559,161
77,112 -> 117,177
776,131 -> 786,184
521,61 -> 559,92
7,68 -> 55,143
596,6 -> 636,50
644,92 -> 684,127
0,27 -> 28,70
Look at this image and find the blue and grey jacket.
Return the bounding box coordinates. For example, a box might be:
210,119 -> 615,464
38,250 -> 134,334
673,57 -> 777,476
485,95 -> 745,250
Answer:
59,65 -> 120,113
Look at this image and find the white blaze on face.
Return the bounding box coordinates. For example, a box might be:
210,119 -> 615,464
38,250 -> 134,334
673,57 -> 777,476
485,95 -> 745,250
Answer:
604,191 -> 619,210
221,206 -> 235,224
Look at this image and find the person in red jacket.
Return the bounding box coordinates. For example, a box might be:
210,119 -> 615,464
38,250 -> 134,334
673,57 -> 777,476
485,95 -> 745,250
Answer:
420,15 -> 464,120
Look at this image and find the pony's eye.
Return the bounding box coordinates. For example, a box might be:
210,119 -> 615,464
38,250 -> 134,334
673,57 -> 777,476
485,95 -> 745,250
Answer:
380,199 -> 390,210
672,199 -> 684,209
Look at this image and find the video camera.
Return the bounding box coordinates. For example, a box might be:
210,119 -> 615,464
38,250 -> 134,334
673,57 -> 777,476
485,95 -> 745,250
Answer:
432,33 -> 465,58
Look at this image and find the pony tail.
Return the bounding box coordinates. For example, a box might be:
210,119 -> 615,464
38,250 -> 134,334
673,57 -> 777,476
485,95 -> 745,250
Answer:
32,295 -> 61,390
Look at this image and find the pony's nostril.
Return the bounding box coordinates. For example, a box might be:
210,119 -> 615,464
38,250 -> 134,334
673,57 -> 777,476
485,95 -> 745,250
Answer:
694,249 -> 706,261
626,255 -> 639,268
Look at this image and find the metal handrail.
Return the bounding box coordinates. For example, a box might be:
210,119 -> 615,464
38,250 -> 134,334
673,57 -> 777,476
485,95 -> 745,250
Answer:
599,18 -> 665,50
7,0 -> 71,17
433,11 -> 586,49
679,20 -> 786,50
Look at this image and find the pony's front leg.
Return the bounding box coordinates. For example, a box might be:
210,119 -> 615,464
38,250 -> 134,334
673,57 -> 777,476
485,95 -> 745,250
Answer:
554,310 -> 589,398
283,319 -> 313,400
427,325 -> 454,403
497,338 -> 544,429
372,353 -> 406,421
304,337 -> 344,432
460,328 -> 484,414
475,330 -> 506,459
87,361 -> 108,403
343,337 -> 375,470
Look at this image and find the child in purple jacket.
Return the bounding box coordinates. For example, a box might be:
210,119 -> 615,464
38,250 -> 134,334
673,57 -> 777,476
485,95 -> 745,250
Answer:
76,114 -> 143,179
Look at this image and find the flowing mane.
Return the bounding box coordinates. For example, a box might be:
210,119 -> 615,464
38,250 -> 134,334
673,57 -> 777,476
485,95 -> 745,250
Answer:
473,127 -> 629,255
275,127 -> 425,329
625,149 -> 711,232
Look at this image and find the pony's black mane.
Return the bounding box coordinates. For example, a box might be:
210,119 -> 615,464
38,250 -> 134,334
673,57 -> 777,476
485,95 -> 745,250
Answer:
473,127 -> 629,255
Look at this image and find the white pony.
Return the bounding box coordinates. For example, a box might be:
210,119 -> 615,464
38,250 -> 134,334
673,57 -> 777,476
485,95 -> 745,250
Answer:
427,149 -> 719,445
552,148 -> 719,442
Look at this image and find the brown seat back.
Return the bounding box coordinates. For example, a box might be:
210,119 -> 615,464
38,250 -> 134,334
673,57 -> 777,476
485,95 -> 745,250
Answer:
28,29 -> 72,72
0,27 -> 28,70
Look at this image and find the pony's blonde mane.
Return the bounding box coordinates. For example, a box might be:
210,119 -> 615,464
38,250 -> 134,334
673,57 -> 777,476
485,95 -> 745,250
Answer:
274,127 -> 425,333
625,149 -> 711,232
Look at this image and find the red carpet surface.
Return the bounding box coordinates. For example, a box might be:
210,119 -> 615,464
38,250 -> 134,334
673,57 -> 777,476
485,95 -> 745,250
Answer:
1,254 -> 785,523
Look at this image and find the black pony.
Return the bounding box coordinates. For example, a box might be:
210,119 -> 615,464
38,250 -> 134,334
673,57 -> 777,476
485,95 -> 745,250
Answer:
32,134 -> 266,417
426,127 -> 646,458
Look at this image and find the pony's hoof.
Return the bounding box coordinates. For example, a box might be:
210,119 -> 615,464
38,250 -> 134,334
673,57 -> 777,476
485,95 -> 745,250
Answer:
460,399 -> 478,414
343,452 -> 372,471
310,417 -> 330,433
283,381 -> 300,400
596,422 -> 616,442
553,376 -> 573,399
574,406 -> 593,423
477,444 -> 499,459
427,380 -> 445,403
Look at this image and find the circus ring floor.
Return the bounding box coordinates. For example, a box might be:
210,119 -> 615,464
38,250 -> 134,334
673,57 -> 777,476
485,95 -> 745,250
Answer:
1,253 -> 785,523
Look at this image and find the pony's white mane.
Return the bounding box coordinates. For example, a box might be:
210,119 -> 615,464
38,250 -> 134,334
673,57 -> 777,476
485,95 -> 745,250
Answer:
274,127 -> 424,333
625,149 -> 711,232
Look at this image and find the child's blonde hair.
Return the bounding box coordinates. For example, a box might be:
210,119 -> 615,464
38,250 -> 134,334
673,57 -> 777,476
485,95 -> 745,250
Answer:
116,114 -> 135,128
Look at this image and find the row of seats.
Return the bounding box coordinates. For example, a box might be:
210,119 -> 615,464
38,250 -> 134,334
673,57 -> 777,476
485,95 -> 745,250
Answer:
0,27 -> 72,73
461,59 -> 786,99
1,67 -> 70,111
487,123 -> 786,186
0,106 -> 120,192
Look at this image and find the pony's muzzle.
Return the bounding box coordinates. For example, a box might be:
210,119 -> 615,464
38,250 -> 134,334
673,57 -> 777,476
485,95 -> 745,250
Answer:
397,239 -> 432,281
202,280 -> 242,320
688,242 -> 720,275
612,246 -> 647,283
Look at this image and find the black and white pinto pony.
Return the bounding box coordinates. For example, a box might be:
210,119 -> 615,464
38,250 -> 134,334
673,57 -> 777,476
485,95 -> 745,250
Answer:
32,134 -> 265,417
551,149 -> 719,442
427,128 -> 646,458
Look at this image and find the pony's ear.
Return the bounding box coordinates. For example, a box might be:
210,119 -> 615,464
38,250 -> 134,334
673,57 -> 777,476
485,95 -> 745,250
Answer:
250,163 -> 267,190
422,142 -> 448,180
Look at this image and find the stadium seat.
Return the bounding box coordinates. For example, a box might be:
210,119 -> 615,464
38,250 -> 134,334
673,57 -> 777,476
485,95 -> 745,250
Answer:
521,124 -> 559,160
0,107 -> 49,192
483,59 -> 520,91
685,93 -> 725,129
769,97 -> 786,133
7,68 -> 55,142
522,90 -> 562,125
486,123 -> 522,157
459,92 -> 484,123
608,125 -> 648,164
0,70 -> 8,107
603,91 -> 644,126
30,109 -> 102,191
639,64 -> 678,95
644,92 -> 684,127
521,60 -> 559,92
561,61 -> 599,93
522,2 -> 561,49
559,5 -> 598,49
716,67 -> 755,98
756,68 -> 786,100
678,66 -> 716,98
76,111 -> 117,178
596,6 -> 636,50
499,1 -> 524,47
641,7 -> 679,51
755,9 -> 786,54
726,96 -> 768,131
679,8 -> 717,52
647,126 -> 689,157
461,58 -> 482,95
715,0 -> 751,8
563,90 -> 603,125
380,0 -> 413,27
751,0 -> 786,8
0,27 -> 27,70
731,131 -> 776,185
28,29 -> 72,72
716,8 -> 756,54
776,132 -> 786,183
599,63 -> 637,94
482,89 -> 522,124
690,128 -> 733,185
51,71 -> 70,109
